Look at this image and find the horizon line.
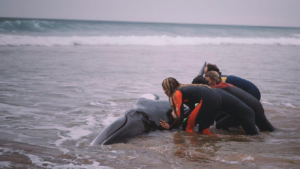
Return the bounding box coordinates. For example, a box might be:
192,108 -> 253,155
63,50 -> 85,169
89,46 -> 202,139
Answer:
1,16 -> 299,29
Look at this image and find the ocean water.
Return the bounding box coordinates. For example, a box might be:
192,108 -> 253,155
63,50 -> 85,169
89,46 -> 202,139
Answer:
0,19 -> 300,169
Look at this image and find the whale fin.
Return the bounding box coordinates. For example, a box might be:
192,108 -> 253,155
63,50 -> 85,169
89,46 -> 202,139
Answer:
197,61 -> 207,77
139,93 -> 159,100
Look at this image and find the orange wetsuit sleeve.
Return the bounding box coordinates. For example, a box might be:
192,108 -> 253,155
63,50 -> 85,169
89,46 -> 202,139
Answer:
185,100 -> 202,133
173,90 -> 183,122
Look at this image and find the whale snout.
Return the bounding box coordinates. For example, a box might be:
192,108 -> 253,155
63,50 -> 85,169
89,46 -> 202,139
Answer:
91,114 -> 127,145
91,109 -> 147,145
91,98 -> 171,145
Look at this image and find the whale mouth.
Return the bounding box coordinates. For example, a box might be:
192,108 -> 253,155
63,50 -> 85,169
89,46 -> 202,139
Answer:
91,113 -> 128,145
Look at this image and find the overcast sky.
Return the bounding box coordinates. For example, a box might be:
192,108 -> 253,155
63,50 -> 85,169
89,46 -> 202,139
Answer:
1,0 -> 300,27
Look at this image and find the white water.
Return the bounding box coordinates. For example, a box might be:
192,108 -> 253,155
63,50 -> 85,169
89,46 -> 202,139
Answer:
1,34 -> 300,46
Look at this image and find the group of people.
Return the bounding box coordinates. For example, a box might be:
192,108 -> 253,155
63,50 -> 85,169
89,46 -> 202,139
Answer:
159,63 -> 275,135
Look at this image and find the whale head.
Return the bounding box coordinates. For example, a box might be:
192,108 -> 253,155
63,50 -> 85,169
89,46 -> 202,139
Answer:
91,94 -> 171,145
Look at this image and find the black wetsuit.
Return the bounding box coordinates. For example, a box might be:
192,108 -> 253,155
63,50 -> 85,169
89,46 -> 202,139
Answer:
222,75 -> 261,100
214,88 -> 258,135
214,82 -> 275,132
173,85 -> 221,133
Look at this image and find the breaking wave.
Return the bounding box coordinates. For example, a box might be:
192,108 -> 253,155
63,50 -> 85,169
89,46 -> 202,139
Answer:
1,34 -> 300,46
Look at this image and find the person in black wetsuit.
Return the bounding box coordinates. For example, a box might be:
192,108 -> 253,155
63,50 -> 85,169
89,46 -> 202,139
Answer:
159,77 -> 221,133
192,76 -> 259,135
204,71 -> 275,132
204,63 -> 261,100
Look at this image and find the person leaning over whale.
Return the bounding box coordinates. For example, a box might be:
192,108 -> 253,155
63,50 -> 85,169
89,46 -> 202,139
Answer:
204,63 -> 261,100
192,76 -> 259,135
204,71 -> 275,132
159,77 -> 221,134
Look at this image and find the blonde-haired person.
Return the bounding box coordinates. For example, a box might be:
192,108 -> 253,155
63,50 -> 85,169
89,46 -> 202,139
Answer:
159,77 -> 221,133
205,71 -> 275,132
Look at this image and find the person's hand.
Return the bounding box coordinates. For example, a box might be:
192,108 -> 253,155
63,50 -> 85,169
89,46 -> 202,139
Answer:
160,119 -> 170,130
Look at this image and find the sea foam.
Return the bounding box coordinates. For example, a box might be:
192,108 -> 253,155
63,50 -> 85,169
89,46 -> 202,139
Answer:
1,34 -> 300,46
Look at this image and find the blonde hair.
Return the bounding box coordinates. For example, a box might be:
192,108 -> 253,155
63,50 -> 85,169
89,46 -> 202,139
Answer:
205,71 -> 221,83
162,77 -> 180,115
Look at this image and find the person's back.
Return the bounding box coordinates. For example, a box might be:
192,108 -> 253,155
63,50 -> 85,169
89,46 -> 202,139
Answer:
214,81 -> 275,132
177,85 -> 216,109
214,88 -> 258,135
198,71 -> 275,132
222,75 -> 261,100
192,76 -> 259,134
204,63 -> 261,100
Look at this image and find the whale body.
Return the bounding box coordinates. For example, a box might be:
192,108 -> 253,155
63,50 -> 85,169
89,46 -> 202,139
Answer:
91,94 -> 172,145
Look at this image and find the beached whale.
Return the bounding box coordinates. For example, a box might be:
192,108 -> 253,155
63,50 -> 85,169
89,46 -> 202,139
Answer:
92,63 -> 207,145
91,94 -> 172,145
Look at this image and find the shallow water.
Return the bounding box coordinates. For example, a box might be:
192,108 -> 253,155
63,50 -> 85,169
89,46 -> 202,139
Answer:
0,45 -> 300,168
